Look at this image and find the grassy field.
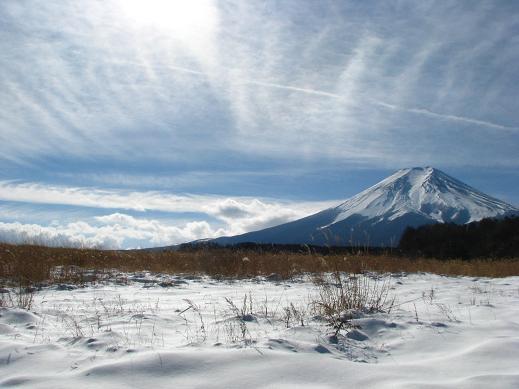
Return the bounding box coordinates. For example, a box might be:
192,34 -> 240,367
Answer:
1,243 -> 518,286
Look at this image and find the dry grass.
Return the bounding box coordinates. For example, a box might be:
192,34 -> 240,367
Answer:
311,272 -> 394,334
0,243 -> 518,287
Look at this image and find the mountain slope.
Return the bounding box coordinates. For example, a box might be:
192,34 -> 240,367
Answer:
212,167 -> 518,247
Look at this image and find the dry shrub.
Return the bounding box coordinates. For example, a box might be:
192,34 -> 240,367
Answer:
0,243 -> 518,289
312,272 -> 394,333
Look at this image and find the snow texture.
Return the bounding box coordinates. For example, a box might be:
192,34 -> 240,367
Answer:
1,272 -> 519,388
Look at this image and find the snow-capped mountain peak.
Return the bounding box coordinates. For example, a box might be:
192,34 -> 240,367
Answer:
210,167 -> 517,247
330,167 -> 516,226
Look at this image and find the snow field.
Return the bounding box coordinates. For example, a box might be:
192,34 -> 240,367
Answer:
1,272 -> 519,388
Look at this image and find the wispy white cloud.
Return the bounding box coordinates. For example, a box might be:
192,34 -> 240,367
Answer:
0,201 -> 331,249
241,80 -> 343,99
374,101 -> 519,132
159,61 -> 518,133
0,180 -> 339,247
0,181 -> 336,218
0,0 -> 517,169
0,0 -> 518,247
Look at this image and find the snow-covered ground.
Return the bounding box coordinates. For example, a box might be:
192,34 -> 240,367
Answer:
1,272 -> 519,388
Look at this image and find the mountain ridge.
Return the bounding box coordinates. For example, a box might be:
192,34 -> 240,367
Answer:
328,167 -> 515,225
206,167 -> 518,248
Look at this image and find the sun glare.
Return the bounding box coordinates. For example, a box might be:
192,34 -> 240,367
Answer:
119,0 -> 216,37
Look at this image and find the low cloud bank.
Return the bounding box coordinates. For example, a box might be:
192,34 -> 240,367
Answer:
0,182 -> 338,249
0,217 -> 221,249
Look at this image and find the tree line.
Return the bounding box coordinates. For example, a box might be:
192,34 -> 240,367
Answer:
399,216 -> 519,259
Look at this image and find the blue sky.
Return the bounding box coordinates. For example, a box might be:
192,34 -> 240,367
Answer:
0,0 -> 518,248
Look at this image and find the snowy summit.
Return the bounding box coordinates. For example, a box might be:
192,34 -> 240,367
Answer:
212,167 -> 518,247
332,167 -> 516,224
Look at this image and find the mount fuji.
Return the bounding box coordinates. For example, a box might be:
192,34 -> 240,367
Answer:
211,167 -> 519,247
